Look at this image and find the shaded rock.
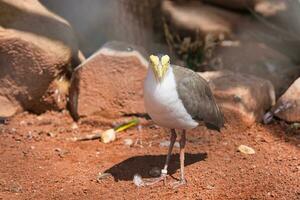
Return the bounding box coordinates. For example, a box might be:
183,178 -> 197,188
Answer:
0,0 -> 81,117
204,0 -> 286,15
199,70 -> 275,126
272,78 -> 300,122
69,41 -> 148,120
0,96 -> 17,117
208,40 -> 300,97
162,0 -> 239,38
203,0 -> 260,10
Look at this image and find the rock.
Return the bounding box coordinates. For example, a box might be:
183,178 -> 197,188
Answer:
254,1 -> 287,17
162,0 -> 239,38
100,129 -> 116,144
204,0 -> 286,15
208,40 -> 300,97
0,0 -> 81,117
96,172 -> 112,182
199,70 -> 275,126
123,139 -> 134,146
159,140 -> 180,148
203,0 -> 261,10
71,122 -> 79,130
41,0 -> 162,55
238,145 -> 255,154
69,41 -> 148,120
271,78 -> 300,122
8,182 -> 23,193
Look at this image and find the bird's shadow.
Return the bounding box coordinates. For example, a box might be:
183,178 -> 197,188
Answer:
104,153 -> 207,181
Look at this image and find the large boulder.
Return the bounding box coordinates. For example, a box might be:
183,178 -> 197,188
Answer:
69,41 -> 148,121
199,70 -> 275,126
271,77 -> 300,122
162,0 -> 240,38
203,0 -> 286,16
208,40 -> 300,97
0,0 -> 82,117
203,0 -> 260,10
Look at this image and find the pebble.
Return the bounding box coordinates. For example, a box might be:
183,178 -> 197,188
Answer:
9,182 -> 22,193
96,172 -> 111,182
149,167 -> 161,177
54,148 -> 69,158
71,123 -> 78,130
123,139 -> 133,146
19,120 -> 27,126
237,145 -> 255,155
47,132 -> 56,137
206,184 -> 214,190
159,140 -> 180,148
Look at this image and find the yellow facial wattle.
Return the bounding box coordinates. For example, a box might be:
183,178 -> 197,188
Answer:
149,54 -> 170,82
161,55 -> 170,78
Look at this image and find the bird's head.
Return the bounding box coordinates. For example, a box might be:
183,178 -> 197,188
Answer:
149,54 -> 170,82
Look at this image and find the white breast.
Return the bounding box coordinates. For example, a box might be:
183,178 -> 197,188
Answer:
143,67 -> 198,130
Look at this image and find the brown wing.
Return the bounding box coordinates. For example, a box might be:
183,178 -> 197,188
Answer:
172,65 -> 224,131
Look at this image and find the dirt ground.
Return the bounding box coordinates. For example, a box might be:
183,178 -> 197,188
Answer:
0,111 -> 299,200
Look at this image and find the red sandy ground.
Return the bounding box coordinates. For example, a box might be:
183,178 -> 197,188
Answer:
0,111 -> 299,200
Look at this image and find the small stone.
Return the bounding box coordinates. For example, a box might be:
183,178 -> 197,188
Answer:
19,120 -> 27,126
9,182 -> 22,193
159,140 -> 180,148
54,148 -> 69,158
267,191 -> 275,197
123,139 -> 133,146
149,167 -> 161,177
100,129 -> 116,144
71,123 -> 78,130
47,132 -> 56,137
238,145 -> 255,155
96,172 -> 111,182
36,116 -> 43,121
206,184 -> 214,190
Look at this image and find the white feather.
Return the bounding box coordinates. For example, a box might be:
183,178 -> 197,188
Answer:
144,66 -> 198,130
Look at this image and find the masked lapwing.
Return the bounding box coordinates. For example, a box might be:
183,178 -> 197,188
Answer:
143,54 -> 224,187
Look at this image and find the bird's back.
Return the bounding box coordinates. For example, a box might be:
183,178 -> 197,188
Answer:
172,65 -> 224,131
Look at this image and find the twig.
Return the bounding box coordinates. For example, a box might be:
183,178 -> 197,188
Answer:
71,132 -> 101,141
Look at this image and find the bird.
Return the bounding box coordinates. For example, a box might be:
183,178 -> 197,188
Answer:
143,54 -> 224,187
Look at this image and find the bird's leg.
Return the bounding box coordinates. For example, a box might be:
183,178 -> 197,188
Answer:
144,129 -> 177,186
170,130 -> 187,188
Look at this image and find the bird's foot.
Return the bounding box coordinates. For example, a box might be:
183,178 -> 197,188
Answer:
143,169 -> 168,186
143,174 -> 167,186
170,178 -> 187,188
